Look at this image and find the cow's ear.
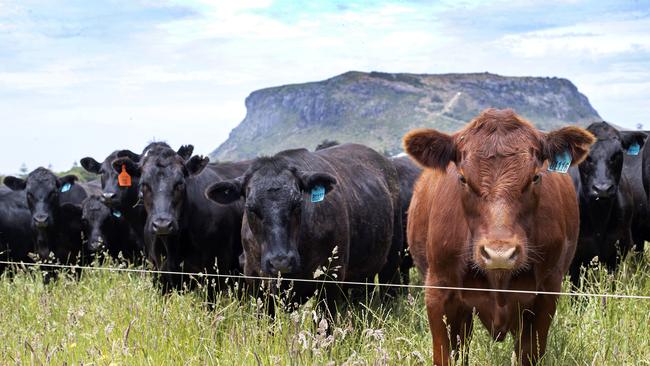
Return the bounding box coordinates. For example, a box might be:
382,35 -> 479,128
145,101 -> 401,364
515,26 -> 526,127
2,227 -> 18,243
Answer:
116,149 -> 141,163
57,175 -> 78,189
403,128 -> 456,170
205,177 -> 243,205
297,171 -> 337,194
4,176 -> 26,191
80,157 -> 102,174
177,145 -> 194,161
543,127 -> 596,166
185,155 -> 209,176
111,157 -> 141,177
621,131 -> 647,150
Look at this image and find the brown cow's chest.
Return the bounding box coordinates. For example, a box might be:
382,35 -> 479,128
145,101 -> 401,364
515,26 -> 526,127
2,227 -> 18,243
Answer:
458,272 -> 539,341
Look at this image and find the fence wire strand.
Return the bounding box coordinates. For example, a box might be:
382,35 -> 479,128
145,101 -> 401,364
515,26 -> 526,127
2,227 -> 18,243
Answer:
1,260 -> 648,300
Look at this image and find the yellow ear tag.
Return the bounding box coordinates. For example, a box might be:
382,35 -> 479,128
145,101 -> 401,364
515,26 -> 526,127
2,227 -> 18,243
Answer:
118,164 -> 132,187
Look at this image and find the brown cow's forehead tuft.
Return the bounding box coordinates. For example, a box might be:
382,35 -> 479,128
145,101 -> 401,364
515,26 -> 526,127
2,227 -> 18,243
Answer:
455,109 -> 542,199
456,108 -> 542,158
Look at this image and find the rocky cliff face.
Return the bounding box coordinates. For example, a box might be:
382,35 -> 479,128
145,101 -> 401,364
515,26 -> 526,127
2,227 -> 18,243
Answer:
211,71 -> 601,160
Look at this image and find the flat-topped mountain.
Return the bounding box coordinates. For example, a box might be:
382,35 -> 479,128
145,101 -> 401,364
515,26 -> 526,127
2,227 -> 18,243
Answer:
211,71 -> 601,160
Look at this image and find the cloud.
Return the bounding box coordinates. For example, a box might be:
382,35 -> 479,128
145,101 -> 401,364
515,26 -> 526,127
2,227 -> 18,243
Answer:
497,17 -> 650,58
1,0 -> 650,173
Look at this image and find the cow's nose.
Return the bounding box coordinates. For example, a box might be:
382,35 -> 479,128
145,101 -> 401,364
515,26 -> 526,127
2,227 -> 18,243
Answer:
101,192 -> 116,203
152,219 -> 174,235
479,246 -> 519,270
592,183 -> 614,198
265,252 -> 299,275
33,214 -> 49,227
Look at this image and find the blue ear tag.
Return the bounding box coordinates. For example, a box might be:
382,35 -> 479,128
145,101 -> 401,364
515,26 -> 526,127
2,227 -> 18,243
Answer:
112,210 -> 122,218
60,183 -> 72,193
548,151 -> 571,174
627,142 -> 640,156
311,185 -> 325,203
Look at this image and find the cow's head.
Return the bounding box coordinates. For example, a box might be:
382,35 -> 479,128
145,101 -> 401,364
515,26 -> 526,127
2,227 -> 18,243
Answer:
81,150 -> 141,209
4,168 -> 79,259
405,109 -> 594,273
206,156 -> 337,276
76,195 -> 120,254
578,123 -> 646,200
113,145 -> 207,268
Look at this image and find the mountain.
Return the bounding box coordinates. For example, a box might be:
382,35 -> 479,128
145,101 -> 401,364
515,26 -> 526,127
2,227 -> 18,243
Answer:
211,71 -> 601,160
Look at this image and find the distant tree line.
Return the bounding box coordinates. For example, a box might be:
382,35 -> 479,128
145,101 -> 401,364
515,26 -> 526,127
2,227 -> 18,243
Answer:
12,162 -> 98,183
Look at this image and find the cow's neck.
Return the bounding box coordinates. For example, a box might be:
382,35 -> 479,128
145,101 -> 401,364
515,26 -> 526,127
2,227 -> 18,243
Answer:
122,204 -> 146,239
583,195 -> 615,234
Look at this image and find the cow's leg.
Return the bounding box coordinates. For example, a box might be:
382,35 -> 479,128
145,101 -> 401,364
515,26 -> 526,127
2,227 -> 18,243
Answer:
400,247 -> 413,285
568,262 -> 582,290
619,228 -> 633,261
426,272 -> 466,366
514,293 -> 558,366
603,239 -> 619,273
454,310 -> 474,366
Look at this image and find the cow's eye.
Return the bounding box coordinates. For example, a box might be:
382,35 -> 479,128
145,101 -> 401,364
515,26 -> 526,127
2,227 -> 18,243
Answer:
458,174 -> 467,185
27,192 -> 34,201
533,174 -> 541,184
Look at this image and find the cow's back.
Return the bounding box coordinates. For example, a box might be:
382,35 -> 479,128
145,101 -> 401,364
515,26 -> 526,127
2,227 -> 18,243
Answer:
320,145 -> 401,278
391,156 -> 422,216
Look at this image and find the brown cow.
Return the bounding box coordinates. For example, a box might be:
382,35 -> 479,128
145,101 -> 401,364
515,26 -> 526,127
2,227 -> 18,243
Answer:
404,109 -> 594,366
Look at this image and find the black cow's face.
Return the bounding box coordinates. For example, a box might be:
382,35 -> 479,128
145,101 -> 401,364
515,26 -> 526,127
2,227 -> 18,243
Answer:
206,158 -> 337,276
579,123 -> 646,200
81,196 -> 114,253
4,168 -> 77,259
81,150 -> 140,209
246,170 -> 304,275
130,148 -> 208,239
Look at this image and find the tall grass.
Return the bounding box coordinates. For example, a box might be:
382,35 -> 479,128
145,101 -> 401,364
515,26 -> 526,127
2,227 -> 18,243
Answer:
0,250 -> 648,365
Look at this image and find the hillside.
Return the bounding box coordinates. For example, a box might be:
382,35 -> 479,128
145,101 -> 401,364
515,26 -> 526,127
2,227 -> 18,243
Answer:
211,71 -> 601,160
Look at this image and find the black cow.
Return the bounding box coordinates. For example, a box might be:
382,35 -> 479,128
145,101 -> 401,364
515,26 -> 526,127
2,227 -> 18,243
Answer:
0,186 -> 33,272
569,122 -> 644,286
112,144 -> 248,291
3,168 -> 96,265
621,130 -> 649,253
390,155 -> 422,285
64,195 -> 143,262
80,143 -> 193,256
206,143 -> 403,307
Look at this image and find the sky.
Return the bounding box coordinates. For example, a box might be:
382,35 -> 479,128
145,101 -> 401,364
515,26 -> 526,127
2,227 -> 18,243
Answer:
1,0 -> 649,174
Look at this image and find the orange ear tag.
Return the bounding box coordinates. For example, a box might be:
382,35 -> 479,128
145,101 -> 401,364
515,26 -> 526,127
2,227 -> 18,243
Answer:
118,164 -> 132,187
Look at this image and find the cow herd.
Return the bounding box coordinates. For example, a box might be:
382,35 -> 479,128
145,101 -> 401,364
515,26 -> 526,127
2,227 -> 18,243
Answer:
0,108 -> 648,365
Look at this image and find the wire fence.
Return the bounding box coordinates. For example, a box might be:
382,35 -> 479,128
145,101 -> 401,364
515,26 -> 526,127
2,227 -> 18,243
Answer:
1,260 -> 648,300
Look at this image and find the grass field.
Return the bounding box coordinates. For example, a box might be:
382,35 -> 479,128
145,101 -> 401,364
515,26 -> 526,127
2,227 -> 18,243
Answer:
0,251 -> 648,366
